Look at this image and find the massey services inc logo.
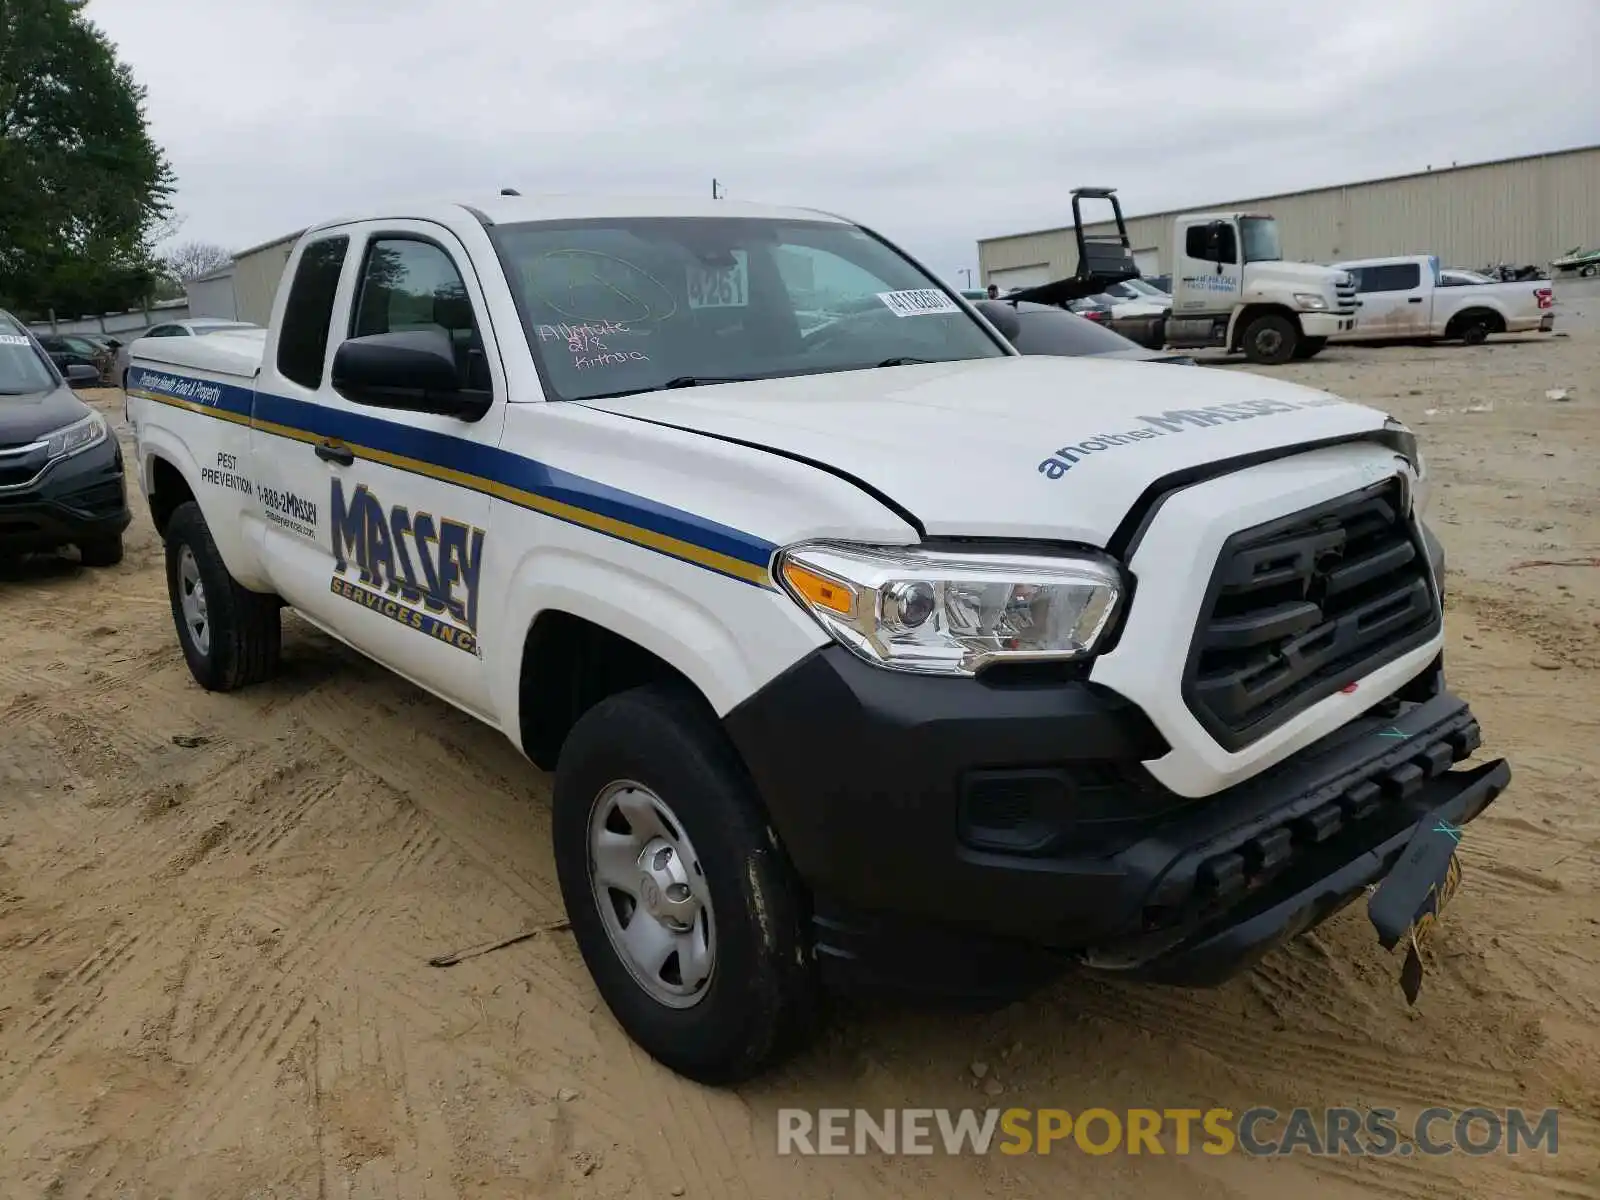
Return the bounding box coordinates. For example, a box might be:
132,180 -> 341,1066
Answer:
775,1106 -> 1561,1158
1036,395 -> 1348,479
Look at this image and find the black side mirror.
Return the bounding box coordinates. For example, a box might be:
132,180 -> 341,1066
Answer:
330,329 -> 492,422
1204,221 -> 1226,263
65,363 -> 100,388
974,299 -> 1021,341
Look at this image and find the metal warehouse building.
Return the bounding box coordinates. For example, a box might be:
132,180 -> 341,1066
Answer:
977,143 -> 1600,292
224,229 -> 305,326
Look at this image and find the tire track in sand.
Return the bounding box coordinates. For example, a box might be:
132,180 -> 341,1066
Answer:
292,687 -> 563,920
160,815 -> 447,1153
0,928 -> 142,1102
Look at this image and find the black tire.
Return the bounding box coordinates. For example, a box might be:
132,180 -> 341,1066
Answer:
78,535 -> 124,567
1458,318 -> 1490,345
552,682 -> 819,1085
163,500 -> 281,691
1580,264 -> 1596,278
1292,336 -> 1328,360
1241,314 -> 1298,364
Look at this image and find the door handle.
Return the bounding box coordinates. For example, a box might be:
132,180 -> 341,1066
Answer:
315,440 -> 355,466
1407,297 -> 1424,303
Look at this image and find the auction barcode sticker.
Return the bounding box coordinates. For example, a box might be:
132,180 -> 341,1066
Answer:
0,334 -> 31,345
876,289 -> 961,318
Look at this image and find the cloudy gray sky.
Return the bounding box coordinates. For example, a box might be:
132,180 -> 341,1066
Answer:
90,0 -> 1599,285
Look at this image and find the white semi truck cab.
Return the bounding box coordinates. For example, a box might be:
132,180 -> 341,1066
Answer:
1163,211 -> 1359,363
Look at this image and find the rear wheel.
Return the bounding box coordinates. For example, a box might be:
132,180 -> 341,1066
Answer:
552,682 -> 819,1085
1458,318 -> 1491,345
1291,336 -> 1328,360
164,501 -> 281,691
1241,314 -> 1298,364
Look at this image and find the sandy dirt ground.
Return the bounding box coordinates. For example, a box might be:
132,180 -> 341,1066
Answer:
3,294 -> 1599,1198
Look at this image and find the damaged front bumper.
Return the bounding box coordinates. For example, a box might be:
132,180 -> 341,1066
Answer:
726,644 -> 1508,1000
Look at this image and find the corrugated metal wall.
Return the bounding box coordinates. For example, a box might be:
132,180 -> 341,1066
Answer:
978,145 -> 1600,282
185,272 -> 237,320
230,236 -> 300,326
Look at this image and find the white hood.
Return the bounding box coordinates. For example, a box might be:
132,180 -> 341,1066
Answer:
578,355 -> 1394,546
1247,261 -> 1348,290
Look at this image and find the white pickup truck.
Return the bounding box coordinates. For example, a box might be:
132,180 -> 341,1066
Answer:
126,193 -> 1509,1085
1330,254 -> 1554,345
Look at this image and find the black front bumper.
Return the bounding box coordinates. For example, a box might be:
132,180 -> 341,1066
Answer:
0,438 -> 131,554
723,646 -> 1508,998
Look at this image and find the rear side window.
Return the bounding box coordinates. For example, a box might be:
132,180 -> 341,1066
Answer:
276,236 -> 350,389
1354,263 -> 1421,293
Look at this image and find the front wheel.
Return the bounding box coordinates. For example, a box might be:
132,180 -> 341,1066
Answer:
164,500 -> 282,691
552,683 -> 819,1085
1240,314 -> 1298,364
1291,336 -> 1328,360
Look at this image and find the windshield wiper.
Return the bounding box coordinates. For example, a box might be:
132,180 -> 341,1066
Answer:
660,375 -> 757,389
877,357 -> 935,367
575,375 -> 762,403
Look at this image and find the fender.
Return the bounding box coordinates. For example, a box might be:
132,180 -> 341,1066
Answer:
137,428 -> 272,592
488,546 -> 829,750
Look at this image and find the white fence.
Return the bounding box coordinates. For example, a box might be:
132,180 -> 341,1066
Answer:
27,299 -> 191,340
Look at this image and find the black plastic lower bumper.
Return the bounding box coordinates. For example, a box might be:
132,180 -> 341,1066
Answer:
0,438 -> 130,554
723,645 -> 1507,998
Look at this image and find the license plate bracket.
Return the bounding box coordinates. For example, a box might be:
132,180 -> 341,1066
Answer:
1367,810 -> 1465,1005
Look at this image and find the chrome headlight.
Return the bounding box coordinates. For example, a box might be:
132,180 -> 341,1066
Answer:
1294,292 -> 1328,311
777,542 -> 1124,676
46,411 -> 108,460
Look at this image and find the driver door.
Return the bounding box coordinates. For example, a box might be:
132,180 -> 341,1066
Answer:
267,222 -> 509,718
1176,222 -> 1242,311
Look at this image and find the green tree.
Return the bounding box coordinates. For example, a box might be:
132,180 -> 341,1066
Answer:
0,0 -> 176,318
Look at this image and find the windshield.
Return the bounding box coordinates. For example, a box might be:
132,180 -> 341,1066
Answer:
489,217 -> 1005,401
0,321 -> 58,394
1240,217 -> 1283,263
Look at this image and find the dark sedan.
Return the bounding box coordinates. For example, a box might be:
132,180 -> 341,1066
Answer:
0,311 -> 131,566
974,298 -> 1195,364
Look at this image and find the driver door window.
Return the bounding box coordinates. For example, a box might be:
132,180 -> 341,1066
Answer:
351,237 -> 491,391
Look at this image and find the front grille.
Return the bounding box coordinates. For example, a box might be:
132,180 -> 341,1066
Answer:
1183,478 -> 1440,751
0,461 -> 44,488
1334,281 -> 1358,314
1141,713 -> 1483,932
0,442 -> 48,489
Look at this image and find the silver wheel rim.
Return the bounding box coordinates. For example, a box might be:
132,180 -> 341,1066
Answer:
177,545 -> 211,656
588,780 -> 715,1009
1257,328 -> 1284,356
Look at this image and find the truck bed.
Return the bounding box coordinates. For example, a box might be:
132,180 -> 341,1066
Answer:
129,329 -> 266,385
